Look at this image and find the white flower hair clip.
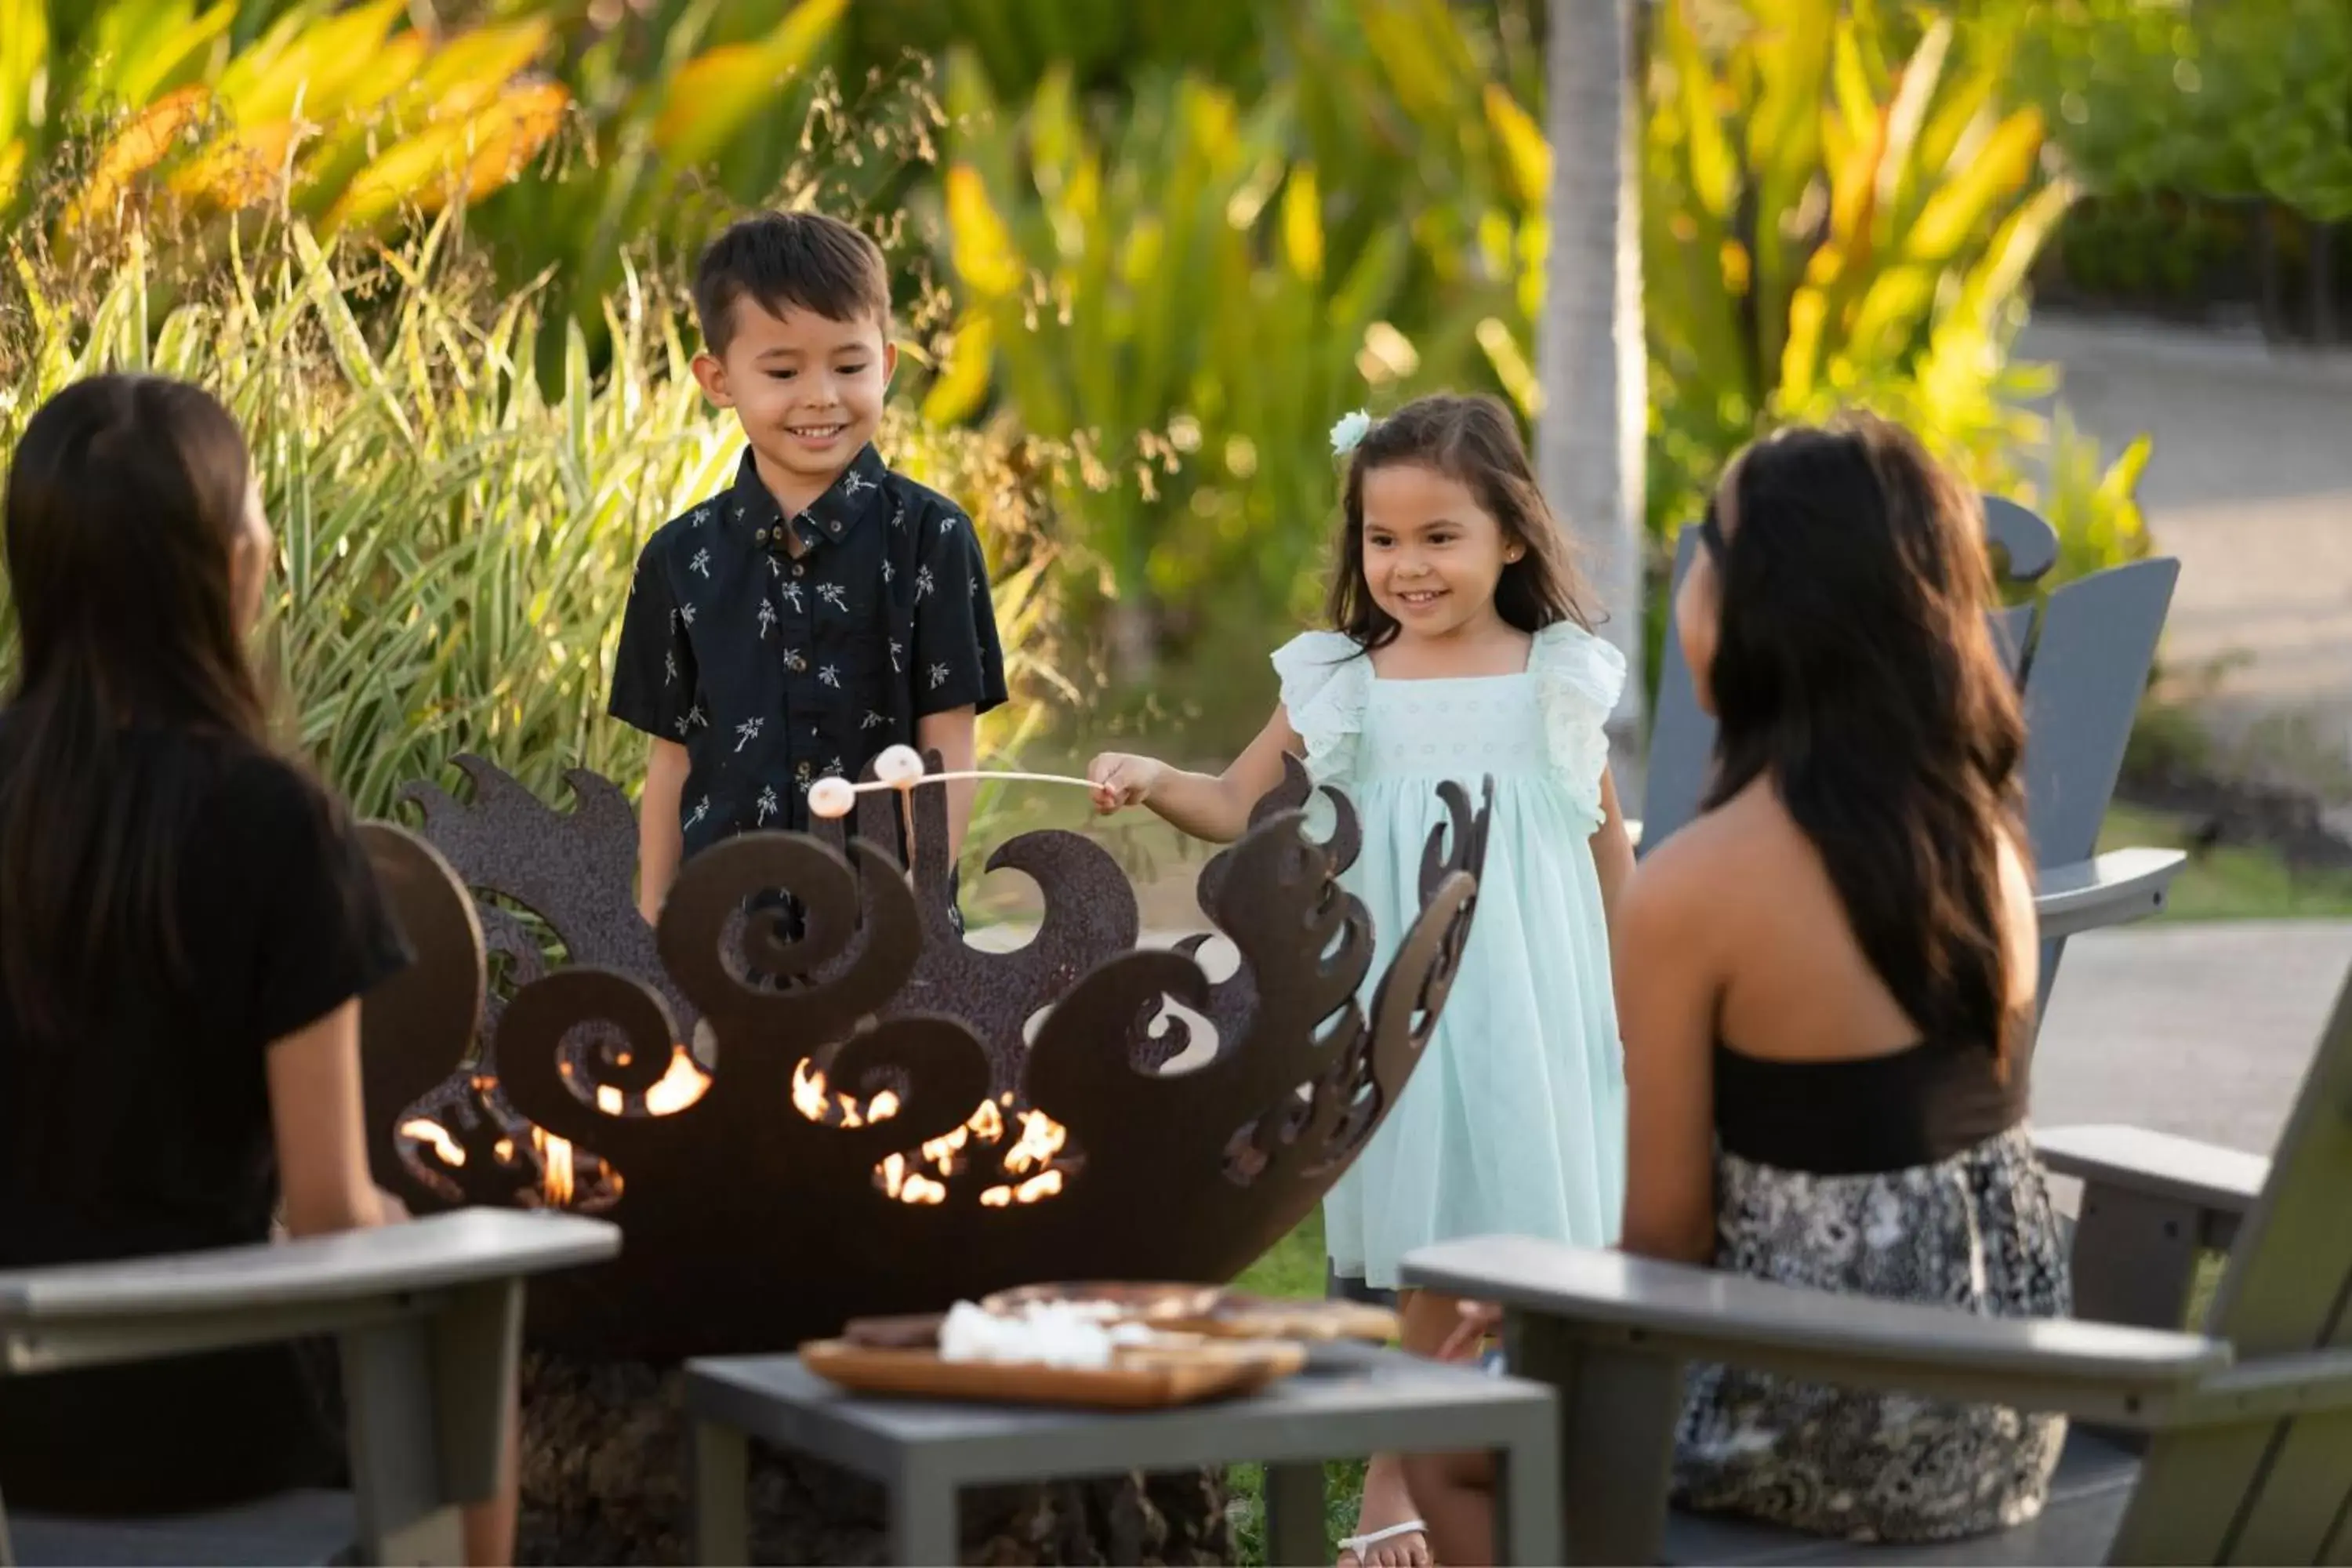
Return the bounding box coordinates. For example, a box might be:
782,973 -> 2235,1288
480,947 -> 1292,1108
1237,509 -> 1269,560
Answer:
1329,408 -> 1373,457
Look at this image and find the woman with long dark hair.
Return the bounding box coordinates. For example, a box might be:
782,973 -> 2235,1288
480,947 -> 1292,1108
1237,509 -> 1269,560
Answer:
1617,412 -> 2067,1541
0,375 -> 513,1559
1427,414 -> 2067,1560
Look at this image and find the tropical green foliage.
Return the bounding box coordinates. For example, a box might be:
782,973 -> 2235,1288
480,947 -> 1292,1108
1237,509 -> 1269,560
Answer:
2012,0 -> 2352,220
1,0 -> 2160,751
0,218 -> 1072,837
0,0 -> 568,243
1638,2 -> 2108,535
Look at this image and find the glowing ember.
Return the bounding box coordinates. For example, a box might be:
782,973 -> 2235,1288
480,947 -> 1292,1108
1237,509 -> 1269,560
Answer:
399,1117 -> 466,1168
796,1062 -> 1077,1206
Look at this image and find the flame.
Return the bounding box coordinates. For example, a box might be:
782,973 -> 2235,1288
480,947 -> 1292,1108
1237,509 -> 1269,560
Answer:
790,1060 -> 903,1128
1015,1170 -> 1064,1203
533,1127 -> 574,1207
644,1047 -> 710,1115
1004,1110 -> 1067,1175
399,1118 -> 466,1168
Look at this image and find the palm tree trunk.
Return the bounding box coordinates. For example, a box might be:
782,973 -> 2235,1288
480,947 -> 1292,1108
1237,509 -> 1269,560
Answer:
1539,0 -> 1648,800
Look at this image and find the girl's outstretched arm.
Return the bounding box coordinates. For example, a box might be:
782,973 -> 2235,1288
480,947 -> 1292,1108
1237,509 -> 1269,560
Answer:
1087,705 -> 1303,844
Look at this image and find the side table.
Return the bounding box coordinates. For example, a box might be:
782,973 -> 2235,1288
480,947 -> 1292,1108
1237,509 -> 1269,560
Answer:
684,1341 -> 1561,1565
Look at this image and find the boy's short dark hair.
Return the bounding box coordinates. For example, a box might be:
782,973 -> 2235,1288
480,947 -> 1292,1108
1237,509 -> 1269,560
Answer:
693,210 -> 891,355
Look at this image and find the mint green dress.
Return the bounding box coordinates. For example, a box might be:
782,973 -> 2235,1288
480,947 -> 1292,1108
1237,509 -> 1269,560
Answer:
1275,622 -> 1628,1288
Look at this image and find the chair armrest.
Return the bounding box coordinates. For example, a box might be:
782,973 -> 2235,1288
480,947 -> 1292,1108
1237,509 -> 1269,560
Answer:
2037,1124 -> 2267,1221
2034,847 -> 2186,940
1403,1234 -> 2228,1425
0,1208 -> 619,1374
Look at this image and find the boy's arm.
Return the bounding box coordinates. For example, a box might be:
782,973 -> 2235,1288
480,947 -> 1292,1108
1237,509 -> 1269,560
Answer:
608,535 -> 697,925
916,706 -> 979,863
909,504 -> 1011,866
637,739 -> 690,925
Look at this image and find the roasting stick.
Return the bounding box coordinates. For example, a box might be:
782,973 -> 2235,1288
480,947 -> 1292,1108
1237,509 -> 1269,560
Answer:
805,746 -> 1102,865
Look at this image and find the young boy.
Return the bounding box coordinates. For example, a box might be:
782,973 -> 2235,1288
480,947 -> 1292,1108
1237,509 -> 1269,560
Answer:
610,211 -> 1007,924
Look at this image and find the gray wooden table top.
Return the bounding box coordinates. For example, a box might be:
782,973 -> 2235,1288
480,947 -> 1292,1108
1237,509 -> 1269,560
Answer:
683,1341 -> 1555,1486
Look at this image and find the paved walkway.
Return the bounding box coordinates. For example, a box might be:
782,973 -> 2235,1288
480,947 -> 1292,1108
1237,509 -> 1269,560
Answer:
2020,316 -> 2352,800
2036,919 -> 2352,1155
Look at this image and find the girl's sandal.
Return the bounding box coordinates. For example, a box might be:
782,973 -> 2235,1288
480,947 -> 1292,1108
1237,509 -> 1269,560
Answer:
1336,1519 -> 1431,1567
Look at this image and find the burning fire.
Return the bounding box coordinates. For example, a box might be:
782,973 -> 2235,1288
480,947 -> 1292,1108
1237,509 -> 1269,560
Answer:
396,1048 -> 1074,1214
790,1061 -> 1075,1207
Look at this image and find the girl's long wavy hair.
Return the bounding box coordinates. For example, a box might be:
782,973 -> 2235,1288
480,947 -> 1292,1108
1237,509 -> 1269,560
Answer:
1701,413 -> 2027,1056
1326,394 -> 1596,648
1,375 -> 272,1048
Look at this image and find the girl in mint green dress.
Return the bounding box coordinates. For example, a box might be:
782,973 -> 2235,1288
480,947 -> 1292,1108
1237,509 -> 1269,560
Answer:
1090,393 -> 1633,1567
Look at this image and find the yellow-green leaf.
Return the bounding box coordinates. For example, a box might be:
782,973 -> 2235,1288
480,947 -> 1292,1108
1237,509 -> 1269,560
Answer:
62,85 -> 212,235
115,2 -> 237,108
650,0 -> 845,167
323,82 -> 568,235
1281,165 -> 1323,283
944,163 -> 1024,299
922,308 -> 994,426
1482,82 -> 1549,212
1905,107 -> 2044,263
0,0 -> 50,148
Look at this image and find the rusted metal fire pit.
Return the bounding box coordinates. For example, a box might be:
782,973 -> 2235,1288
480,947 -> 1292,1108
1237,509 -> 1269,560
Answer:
358,753 -> 1490,1361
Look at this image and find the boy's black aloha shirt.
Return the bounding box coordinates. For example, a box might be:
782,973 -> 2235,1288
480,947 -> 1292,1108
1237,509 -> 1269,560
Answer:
608,444 -> 1008,859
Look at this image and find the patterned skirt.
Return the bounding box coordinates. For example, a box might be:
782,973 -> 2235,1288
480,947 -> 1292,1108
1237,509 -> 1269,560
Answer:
1672,1124 -> 2072,1543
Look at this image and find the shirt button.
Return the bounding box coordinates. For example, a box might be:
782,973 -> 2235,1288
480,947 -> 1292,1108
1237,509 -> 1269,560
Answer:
828,520 -> 842,535
755,527 -> 769,544
793,563 -> 806,578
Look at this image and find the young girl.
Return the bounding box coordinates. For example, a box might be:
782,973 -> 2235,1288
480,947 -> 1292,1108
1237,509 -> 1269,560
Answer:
0,375 -> 515,1561
1090,393 -> 1632,1568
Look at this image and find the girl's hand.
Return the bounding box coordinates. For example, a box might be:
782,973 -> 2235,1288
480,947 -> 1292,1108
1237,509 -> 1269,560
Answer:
1086,752 -> 1167,815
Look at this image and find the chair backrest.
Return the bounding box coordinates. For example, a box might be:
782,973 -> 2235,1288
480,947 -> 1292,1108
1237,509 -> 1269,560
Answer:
1639,497 -> 2178,1001
2107,961 -> 2352,1563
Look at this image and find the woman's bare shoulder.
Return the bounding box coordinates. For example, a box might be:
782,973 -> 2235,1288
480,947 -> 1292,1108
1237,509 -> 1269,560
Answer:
1623,782 -> 1790,934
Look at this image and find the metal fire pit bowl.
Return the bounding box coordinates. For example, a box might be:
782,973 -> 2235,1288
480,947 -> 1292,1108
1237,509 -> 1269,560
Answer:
358,752 -> 1493,1360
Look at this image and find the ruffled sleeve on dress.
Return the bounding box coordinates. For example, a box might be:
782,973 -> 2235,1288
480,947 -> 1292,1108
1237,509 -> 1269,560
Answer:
1270,630 -> 1372,786
1530,621 -> 1628,832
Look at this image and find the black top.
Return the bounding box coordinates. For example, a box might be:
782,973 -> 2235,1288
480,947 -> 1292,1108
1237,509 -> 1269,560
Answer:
1712,1038 -> 2027,1176
608,443 -> 1010,858
0,731 -> 410,1515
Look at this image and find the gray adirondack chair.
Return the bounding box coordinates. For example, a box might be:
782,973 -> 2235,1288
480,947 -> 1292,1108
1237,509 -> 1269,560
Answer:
0,826 -> 622,1566
1401,952 -> 2352,1565
1642,495 -> 2187,1014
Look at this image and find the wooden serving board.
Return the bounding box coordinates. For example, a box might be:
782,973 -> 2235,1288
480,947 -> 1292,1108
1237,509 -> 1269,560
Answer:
799,1337 -> 1307,1410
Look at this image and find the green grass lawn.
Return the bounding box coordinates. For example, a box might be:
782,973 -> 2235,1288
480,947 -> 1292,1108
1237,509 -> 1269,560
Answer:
2101,803 -> 2352,921
1225,1210 -> 1368,1566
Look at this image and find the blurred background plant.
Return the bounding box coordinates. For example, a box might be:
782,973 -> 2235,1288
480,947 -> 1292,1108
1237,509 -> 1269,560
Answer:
1,0 -> 2208,775
0,208 -> 1073,852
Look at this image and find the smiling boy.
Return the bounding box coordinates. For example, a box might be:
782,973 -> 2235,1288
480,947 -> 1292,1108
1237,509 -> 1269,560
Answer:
610,211 -> 1007,923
